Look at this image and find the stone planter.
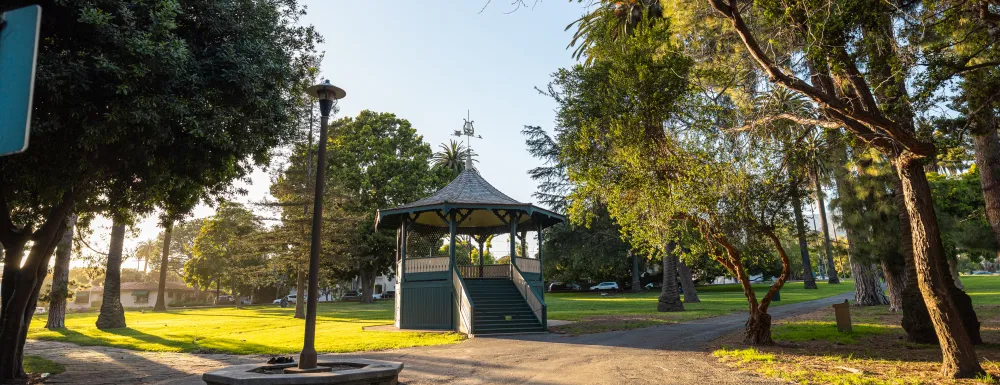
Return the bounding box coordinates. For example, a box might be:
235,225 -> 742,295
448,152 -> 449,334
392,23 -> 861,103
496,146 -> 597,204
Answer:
203,358 -> 402,385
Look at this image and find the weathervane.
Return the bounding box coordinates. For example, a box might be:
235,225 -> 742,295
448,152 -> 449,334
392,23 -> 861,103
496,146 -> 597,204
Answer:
452,110 -> 482,169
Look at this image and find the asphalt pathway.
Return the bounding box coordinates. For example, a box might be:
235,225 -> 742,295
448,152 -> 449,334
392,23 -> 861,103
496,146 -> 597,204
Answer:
25,292 -> 851,384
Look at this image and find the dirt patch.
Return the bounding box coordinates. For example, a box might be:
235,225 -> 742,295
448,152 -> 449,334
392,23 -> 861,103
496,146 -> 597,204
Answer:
711,305 -> 1000,384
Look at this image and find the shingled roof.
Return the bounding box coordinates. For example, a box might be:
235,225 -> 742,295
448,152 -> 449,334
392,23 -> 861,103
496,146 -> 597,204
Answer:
376,166 -> 565,234
396,167 -> 523,208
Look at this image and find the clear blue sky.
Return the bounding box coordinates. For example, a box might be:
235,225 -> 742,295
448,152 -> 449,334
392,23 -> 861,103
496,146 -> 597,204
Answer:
300,0 -> 586,205
87,0 -> 593,263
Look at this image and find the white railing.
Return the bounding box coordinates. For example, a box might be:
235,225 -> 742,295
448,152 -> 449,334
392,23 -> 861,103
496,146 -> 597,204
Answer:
512,265 -> 546,327
405,257 -> 449,273
453,267 -> 474,335
515,257 -> 541,274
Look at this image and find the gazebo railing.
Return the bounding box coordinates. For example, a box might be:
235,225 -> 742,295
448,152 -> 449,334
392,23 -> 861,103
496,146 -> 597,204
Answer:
457,264 -> 510,279
405,256 -> 449,273
512,264 -> 546,327
515,257 -> 540,274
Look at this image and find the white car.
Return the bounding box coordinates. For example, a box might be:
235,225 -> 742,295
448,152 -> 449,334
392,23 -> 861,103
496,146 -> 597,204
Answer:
590,282 -> 620,291
272,294 -> 300,304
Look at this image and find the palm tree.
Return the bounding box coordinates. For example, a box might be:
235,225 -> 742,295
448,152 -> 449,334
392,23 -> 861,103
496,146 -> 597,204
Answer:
432,140 -> 476,177
135,239 -> 159,273
566,0 -> 663,62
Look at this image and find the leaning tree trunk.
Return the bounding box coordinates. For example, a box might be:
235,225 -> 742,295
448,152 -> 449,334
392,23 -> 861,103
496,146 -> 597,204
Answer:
630,250 -> 642,293
811,167 -> 839,284
791,182 -> 818,289
294,266 -> 306,318
881,257 -> 905,312
96,220 -> 127,329
46,215 -> 77,329
359,265 -> 376,304
657,242 -> 684,312
153,221 -> 173,311
677,259 -> 700,303
895,158 -> 983,377
852,261 -> 888,306
893,174 -> 979,346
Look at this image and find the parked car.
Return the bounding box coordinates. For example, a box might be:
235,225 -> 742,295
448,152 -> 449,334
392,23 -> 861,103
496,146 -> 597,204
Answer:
590,282 -> 620,291
548,282 -> 581,292
341,291 -> 363,301
216,295 -> 235,304
972,270 -> 993,275
383,290 -> 396,299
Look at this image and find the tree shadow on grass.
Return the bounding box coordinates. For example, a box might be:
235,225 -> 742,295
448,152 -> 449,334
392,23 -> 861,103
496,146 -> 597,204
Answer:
43,326 -> 287,355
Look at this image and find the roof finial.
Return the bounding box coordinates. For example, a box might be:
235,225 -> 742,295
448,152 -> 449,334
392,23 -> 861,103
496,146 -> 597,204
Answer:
453,110 -> 482,172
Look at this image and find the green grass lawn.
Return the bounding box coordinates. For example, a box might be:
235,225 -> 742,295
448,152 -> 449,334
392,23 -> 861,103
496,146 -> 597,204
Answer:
713,276 -> 1000,385
546,280 -> 855,334
28,301 -> 464,355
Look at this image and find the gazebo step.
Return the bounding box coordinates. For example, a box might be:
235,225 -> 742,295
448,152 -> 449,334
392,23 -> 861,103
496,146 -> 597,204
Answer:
476,321 -> 542,329
475,325 -> 545,334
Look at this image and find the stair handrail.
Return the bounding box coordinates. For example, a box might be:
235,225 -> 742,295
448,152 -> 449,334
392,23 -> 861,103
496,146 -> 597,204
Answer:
452,266 -> 475,335
511,264 -> 546,327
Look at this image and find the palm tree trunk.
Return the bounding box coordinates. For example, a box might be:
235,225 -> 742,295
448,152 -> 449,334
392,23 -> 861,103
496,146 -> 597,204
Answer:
153,221 -> 173,311
46,215 -> 77,329
791,181 -> 818,289
677,259 -> 700,303
96,219 -> 127,329
657,242 -> 684,312
810,167 -> 839,283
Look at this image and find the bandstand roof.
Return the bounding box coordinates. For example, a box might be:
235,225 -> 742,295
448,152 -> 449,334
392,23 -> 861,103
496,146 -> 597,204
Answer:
376,166 -> 565,235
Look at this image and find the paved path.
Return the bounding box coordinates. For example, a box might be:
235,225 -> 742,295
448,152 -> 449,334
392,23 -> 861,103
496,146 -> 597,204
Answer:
26,293 -> 851,385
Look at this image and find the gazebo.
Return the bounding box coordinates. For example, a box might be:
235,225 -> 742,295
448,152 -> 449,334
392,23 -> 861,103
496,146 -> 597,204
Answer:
376,158 -> 564,335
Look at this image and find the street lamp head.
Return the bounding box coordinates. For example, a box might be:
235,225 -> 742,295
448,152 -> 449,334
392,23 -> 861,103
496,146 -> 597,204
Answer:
306,79 -> 346,117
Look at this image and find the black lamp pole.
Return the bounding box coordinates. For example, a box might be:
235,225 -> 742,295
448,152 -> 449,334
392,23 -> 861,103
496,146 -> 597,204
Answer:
298,80 -> 345,371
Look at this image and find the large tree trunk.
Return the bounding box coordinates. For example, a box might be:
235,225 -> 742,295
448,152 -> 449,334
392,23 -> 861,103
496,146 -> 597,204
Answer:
630,250 -> 641,293
881,257 -> 905,312
294,267 -> 305,318
970,101 -> 1000,266
658,242 -> 684,312
791,182 -> 818,289
0,192 -> 74,381
677,259 -> 700,303
214,279 -> 221,305
359,265 -> 376,304
46,215 -> 77,329
744,309 -> 773,345
895,158 -> 982,377
96,220 -> 127,329
852,261 -> 888,306
811,167 -> 839,284
153,221 -> 173,311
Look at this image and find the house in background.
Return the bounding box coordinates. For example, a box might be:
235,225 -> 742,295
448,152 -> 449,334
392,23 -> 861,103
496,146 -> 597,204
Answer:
69,282 -> 200,310
350,274 -> 396,298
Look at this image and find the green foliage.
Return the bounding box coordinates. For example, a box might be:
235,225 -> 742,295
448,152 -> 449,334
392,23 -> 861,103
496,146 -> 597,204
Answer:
431,140 -> 476,177
186,202 -> 268,298
929,167 -> 998,262
320,110 -> 447,284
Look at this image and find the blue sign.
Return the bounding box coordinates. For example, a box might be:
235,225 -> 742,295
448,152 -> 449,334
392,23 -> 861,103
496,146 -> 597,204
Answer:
0,5 -> 41,156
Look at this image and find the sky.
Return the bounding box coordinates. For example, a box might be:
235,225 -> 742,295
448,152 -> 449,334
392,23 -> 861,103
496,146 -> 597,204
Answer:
82,0 -> 593,266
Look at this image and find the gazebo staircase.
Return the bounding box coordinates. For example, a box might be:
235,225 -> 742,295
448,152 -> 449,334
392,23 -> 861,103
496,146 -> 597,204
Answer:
465,279 -> 544,334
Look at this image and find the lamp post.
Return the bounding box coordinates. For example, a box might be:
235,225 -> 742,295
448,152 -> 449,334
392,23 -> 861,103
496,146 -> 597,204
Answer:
296,79 -> 346,371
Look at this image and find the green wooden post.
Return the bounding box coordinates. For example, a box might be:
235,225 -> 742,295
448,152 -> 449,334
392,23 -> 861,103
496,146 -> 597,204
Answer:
509,213 -> 518,277
537,222 -> 544,300
400,219 -> 407,282
448,210 -> 456,283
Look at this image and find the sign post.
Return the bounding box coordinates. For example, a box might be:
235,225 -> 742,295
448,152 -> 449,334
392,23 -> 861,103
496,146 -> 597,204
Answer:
0,5 -> 42,156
